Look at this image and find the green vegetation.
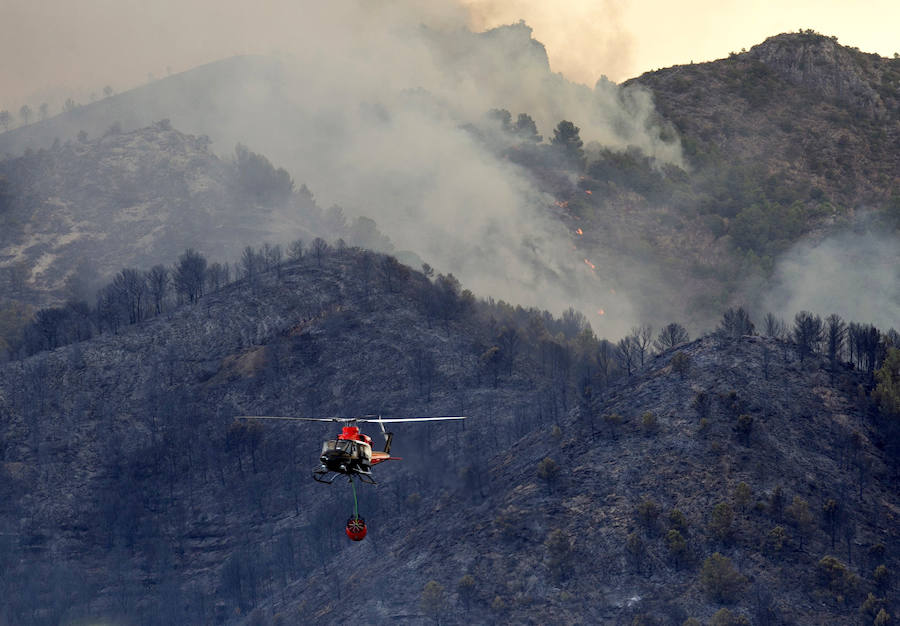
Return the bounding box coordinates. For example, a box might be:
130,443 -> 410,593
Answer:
420,580 -> 446,620
817,555 -> 860,603
671,352 -> 692,379
700,553 -> 746,603
709,502 -> 735,542
709,607 -> 751,626
874,348 -> 900,418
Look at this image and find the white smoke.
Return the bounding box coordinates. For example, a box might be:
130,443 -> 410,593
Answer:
761,223 -> 900,330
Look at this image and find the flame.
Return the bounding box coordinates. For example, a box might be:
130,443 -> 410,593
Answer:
554,200 -> 569,209
598,309 -> 605,316
575,228 -> 583,235
585,190 -> 592,195
584,258 -> 596,270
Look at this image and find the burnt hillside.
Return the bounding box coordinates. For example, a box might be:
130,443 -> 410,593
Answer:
0,246 -> 897,625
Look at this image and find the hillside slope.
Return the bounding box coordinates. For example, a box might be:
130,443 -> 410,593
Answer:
0,248 -> 897,625
629,31 -> 900,209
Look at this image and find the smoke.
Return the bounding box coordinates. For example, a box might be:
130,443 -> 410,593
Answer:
3,0 -> 686,336
462,0 -> 635,85
761,223 -> 900,331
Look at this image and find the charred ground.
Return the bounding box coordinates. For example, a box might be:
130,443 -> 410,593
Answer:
0,246 -> 897,625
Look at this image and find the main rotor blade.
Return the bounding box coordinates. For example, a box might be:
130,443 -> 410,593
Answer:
357,416 -> 467,423
236,416 -> 350,422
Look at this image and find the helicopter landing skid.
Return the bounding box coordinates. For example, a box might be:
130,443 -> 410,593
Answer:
312,467 -> 340,484
312,467 -> 377,485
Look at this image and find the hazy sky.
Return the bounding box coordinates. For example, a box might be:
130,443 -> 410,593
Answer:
2,0 -> 898,112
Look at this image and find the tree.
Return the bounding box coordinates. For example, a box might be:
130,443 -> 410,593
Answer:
735,414 -> 753,446
763,313 -> 786,338
709,608 -> 750,626
19,104 -> 32,126
514,113 -> 542,142
734,482 -> 751,512
700,553 -> 746,603
112,268 -> 146,324
874,348 -> 900,418
617,336 -> 638,376
38,102 -> 49,120
311,238 -> 329,267
233,144 -> 293,206
631,324 -> 653,367
718,307 -> 755,339
826,313 -> 846,370
103,85 -> 114,98
146,265 -> 169,315
240,246 -> 262,283
551,120 -> 585,169
287,239 -> 304,262
655,322 -> 689,351
0,110 -> 9,131
457,575 -> 476,612
787,496 -> 813,550
709,502 -> 735,542
793,311 -> 824,361
173,249 -> 207,303
671,352 -> 692,379
486,108 -> 512,132
544,529 -> 573,580
666,529 -> 688,567
420,580 -> 445,623
537,457 -> 560,487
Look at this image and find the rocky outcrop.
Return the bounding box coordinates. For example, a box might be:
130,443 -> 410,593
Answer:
748,32 -> 886,118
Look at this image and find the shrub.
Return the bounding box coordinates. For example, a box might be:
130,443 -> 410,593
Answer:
873,564 -> 890,592
671,352 -> 692,378
766,525 -> 788,553
545,529 -> 573,579
637,499 -> 661,529
709,502 -> 735,542
733,482 -> 752,512
667,530 -> 688,566
735,414 -> 753,445
669,508 -> 688,531
537,457 -> 560,483
420,580 -> 445,618
641,411 -> 659,434
860,593 -> 886,623
817,555 -> 859,603
709,608 -> 751,626
700,553 -> 746,603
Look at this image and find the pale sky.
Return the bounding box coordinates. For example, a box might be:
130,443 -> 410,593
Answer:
1,0 -> 898,113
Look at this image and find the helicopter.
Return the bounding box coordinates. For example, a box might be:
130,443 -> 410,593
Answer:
235,414 -> 466,540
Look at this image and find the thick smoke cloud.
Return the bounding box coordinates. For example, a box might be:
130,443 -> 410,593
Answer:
211,2 -> 680,335
4,0 -> 686,336
761,224 -> 900,331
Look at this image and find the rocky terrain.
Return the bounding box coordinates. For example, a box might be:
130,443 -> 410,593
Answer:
0,247 -> 897,625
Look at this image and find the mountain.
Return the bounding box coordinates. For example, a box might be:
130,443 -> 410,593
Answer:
0,122 -> 394,312
2,31 -> 898,334
628,32 -> 899,209
0,246 -> 897,624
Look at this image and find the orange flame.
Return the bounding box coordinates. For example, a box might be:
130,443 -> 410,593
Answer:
584,259 -> 596,270
575,228 -> 583,235
598,309 -> 605,316
554,200 -> 569,208
585,190 -> 592,195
